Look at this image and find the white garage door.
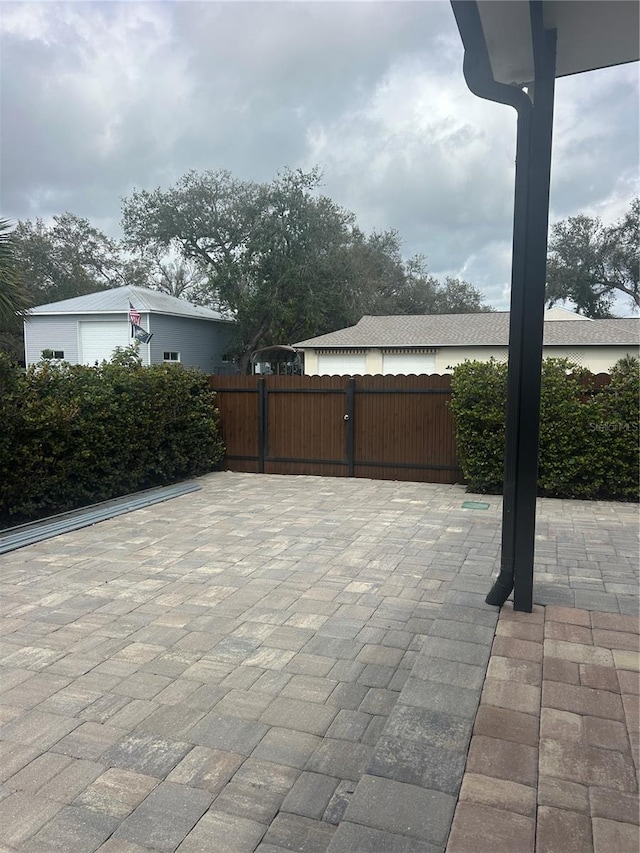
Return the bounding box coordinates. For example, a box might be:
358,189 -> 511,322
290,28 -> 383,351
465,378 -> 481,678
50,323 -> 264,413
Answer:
80,321 -> 130,365
382,352 -> 436,375
317,353 -> 366,375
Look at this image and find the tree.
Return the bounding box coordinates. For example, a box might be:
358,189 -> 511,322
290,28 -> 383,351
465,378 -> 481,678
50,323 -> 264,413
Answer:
12,213 -> 147,307
345,230 -> 408,315
123,167 -> 493,370
433,276 -> 492,314
546,199 -> 639,317
360,251 -> 492,315
147,253 -> 209,301
0,219 -> 32,363
0,219 -> 31,326
605,199 -> 640,309
124,168 -> 385,370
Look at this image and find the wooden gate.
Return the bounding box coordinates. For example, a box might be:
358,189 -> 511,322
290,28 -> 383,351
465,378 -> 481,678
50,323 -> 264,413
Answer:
208,374 -> 462,484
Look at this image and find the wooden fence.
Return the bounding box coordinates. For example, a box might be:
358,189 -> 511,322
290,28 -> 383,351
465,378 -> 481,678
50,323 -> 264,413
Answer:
207,374 -> 463,484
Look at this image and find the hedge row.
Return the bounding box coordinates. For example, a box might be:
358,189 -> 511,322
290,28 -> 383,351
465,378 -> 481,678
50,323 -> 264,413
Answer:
0,349 -> 225,527
449,357 -> 639,501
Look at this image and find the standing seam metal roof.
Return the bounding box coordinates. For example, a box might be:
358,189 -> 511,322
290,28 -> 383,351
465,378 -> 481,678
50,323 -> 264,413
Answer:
26,286 -> 233,323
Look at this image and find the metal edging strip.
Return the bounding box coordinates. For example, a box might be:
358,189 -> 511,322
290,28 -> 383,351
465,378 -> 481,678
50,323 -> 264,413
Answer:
0,482 -> 202,555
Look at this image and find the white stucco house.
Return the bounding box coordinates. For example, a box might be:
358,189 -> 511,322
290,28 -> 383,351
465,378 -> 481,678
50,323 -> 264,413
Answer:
293,307 -> 639,375
23,286 -> 237,373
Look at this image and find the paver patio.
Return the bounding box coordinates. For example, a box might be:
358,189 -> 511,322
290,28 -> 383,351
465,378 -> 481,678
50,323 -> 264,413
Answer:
0,472 -> 637,852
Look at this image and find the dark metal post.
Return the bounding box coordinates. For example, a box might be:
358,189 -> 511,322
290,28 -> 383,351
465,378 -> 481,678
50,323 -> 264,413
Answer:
346,378 -> 355,477
258,377 -> 266,473
487,4 -> 557,611
490,105 -> 533,606
511,21 -> 557,612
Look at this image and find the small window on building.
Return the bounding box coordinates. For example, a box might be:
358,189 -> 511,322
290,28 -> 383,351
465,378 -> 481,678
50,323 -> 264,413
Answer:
42,349 -> 64,359
221,353 -> 230,363
163,351 -> 180,362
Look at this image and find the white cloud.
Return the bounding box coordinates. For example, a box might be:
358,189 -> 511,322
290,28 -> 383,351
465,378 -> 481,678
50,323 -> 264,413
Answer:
1,1 -> 637,313
302,53 -> 519,305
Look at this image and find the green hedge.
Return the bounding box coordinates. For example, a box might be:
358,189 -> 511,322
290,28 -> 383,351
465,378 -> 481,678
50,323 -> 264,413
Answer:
449,357 -> 639,501
0,350 -> 225,527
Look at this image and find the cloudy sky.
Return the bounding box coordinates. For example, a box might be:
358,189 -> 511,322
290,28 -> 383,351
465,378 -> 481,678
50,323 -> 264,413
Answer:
1,1 -> 638,311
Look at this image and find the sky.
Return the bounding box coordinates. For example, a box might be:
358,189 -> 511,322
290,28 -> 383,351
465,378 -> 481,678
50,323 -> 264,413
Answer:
1,0 -> 638,312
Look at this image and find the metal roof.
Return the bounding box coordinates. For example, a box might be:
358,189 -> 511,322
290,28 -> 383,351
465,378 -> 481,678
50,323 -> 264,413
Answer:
474,1 -> 639,86
294,313 -> 640,349
26,286 -> 232,323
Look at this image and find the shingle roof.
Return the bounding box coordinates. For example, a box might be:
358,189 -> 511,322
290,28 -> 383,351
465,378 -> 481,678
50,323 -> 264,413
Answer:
293,313 -> 640,348
27,286 -> 232,323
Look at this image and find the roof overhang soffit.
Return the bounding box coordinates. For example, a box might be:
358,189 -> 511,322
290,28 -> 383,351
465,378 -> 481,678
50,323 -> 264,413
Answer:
463,0 -> 639,87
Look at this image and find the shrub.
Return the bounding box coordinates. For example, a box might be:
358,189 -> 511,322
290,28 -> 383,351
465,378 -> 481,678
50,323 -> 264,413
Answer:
537,359 -> 596,498
450,356 -> 639,501
448,359 -> 507,493
590,357 -> 640,501
0,353 -> 225,527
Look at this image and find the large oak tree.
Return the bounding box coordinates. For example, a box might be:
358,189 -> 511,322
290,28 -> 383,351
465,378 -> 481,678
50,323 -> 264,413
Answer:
546,198 -> 639,317
123,168 -> 492,370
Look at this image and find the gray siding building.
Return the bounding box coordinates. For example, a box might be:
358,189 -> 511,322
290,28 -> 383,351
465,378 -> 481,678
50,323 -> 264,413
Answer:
24,286 -> 237,374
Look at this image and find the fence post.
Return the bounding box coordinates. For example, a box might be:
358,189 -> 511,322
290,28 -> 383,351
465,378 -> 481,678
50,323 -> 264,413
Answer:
346,377 -> 355,477
258,377 -> 266,473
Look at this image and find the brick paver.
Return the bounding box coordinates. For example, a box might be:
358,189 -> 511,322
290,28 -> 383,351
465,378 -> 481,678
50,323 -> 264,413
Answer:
0,472 -> 638,851
447,604 -> 640,853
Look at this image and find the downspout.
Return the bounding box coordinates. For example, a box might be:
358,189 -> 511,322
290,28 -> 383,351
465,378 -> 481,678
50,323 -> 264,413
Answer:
504,8 -> 557,611
451,1 -> 534,606
452,1 -> 557,610
468,56 -> 535,607
451,1 -> 532,120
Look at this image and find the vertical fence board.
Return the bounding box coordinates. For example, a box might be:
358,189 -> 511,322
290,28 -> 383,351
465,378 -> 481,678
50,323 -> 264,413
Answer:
207,375 -> 260,472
